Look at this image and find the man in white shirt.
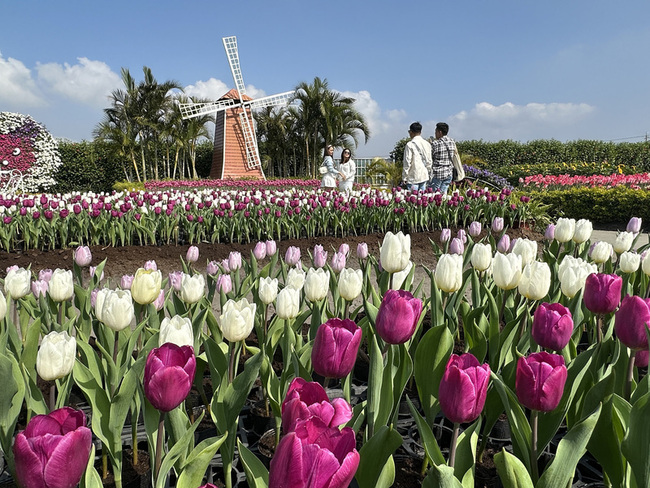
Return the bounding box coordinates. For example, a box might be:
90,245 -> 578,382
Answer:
401,122 -> 432,192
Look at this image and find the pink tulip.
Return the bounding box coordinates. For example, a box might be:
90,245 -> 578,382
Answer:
38,268 -> 53,282
457,229 -> 467,244
338,243 -> 350,257
545,224 -> 555,240
532,302 -> 574,351
269,417 -> 359,488
440,228 -> 451,243
153,289 -> 166,311
492,217 -> 504,233
206,260 -> 219,276
312,318 -> 362,379
168,271 -> 183,292
266,240 -> 277,256
216,274 -> 232,294
356,242 -> 368,259
186,245 -> 199,263
31,279 -> 49,298
281,377 -> 352,434
89,266 -> 104,281
516,352 -> 567,412
74,245 -> 92,267
614,295 -> 650,350
497,234 -> 511,253
253,242 -> 267,260
439,353 -> 490,423
121,274 -> 134,290
144,260 -> 158,271
583,273 -> 623,315
375,289 -> 423,344
285,246 -> 301,266
144,343 -> 196,412
626,217 -> 642,234
228,251 -> 242,271
450,237 -> 464,255
313,245 -> 328,269
331,251 -> 346,273
468,221 -> 482,237
13,407 -> 92,488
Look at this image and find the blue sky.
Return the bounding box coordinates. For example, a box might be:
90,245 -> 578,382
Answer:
2,0 -> 649,157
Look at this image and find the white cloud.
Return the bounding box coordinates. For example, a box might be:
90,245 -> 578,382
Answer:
0,51 -> 45,107
450,101 -> 596,141
184,78 -> 266,101
35,58 -> 121,107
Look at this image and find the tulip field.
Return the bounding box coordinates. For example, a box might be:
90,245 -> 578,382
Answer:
1,180 -> 650,488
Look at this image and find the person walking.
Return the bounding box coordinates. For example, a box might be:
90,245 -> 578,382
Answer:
338,149 -> 355,192
429,122 -> 456,194
401,122 -> 432,192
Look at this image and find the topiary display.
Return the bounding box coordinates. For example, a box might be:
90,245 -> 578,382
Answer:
0,112 -> 62,192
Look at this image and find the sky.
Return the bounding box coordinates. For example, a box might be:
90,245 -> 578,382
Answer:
2,0 -> 649,158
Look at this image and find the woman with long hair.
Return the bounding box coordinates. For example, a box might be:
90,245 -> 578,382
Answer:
338,148 -> 355,192
319,144 -> 342,188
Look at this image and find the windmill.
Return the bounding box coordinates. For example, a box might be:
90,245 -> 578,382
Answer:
180,36 -> 294,180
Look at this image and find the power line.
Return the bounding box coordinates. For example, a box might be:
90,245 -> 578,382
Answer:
609,133 -> 649,142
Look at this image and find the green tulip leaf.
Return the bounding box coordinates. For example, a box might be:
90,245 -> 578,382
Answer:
176,434 -> 228,488
237,439 -> 269,488
73,360 -> 114,450
414,325 -> 453,424
109,355 -> 144,448
493,449 -> 534,488
22,316 -> 42,372
80,445 -> 103,488
366,334 -> 384,436
21,364 -> 47,415
375,454 -> 396,488
156,410 -> 205,488
422,462 -> 464,488
537,403 -> 601,488
407,396 -> 445,466
621,391 -> 650,488
0,351 -> 25,479
355,425 -> 403,488
455,418 -> 481,487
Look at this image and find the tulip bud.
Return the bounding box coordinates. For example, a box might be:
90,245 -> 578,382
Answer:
276,286 -> 301,319
216,274 -> 232,294
13,408 -> 92,488
614,295 -> 650,350
304,268 -> 330,302
356,242 -> 368,259
74,245 -> 92,266
99,289 -> 135,331
516,352 -> 567,412
339,268 -> 363,301
338,243 -> 350,257
468,221 -> 482,237
121,274 -> 134,290
220,298 -> 256,342
38,268 -> 53,282
497,234 -> 511,254
144,260 -> 158,271
583,273 -> 622,315
284,246 -> 301,266
512,238 -> 537,266
518,261 -> 551,300
228,251 -> 242,271
532,302 -> 573,351
144,343 -> 196,412
5,267 -> 31,299
439,353 -> 490,423
180,273 -> 205,304
544,224 -> 555,240
376,289 -> 422,344
206,261 -> 219,276
131,268 -> 163,305
253,242 -> 267,260
159,315 -> 193,347
449,237 -> 464,255
266,240 -> 277,256
627,217 -> 642,234
471,243 -> 492,272
440,228 -> 452,243
492,252 -> 522,290
331,251 -> 346,273
31,279 -> 49,298
590,241 -> 613,264
37,331 -> 76,380
286,267 -> 306,291
312,318 -> 362,378
153,289 -> 165,311
554,218 -> 576,243
380,231 -> 411,273
492,217 -> 504,233
258,276 -> 279,304
434,254 -> 463,293
614,231 -> 634,254
572,219 -> 593,244
48,269 -> 74,302
620,252 -> 641,274
186,245 -> 199,263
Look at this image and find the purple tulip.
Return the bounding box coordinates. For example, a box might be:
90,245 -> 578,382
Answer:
228,251 -> 242,271
13,407 -> 92,488
216,274 -> 232,294
121,274 -> 134,290
356,242 -> 368,259
583,273 -> 623,315
545,224 -> 556,240
450,237 -> 464,255
439,354 -> 490,424
144,343 -> 196,412
440,228 -> 451,243
497,234 -> 511,253
206,261 -> 219,276
269,417 -> 359,488
253,242 -> 267,260
614,295 -> 650,350
281,377 -> 353,434
168,271 -> 183,292
74,246 -> 92,267
266,240 -> 277,256
313,245 -> 328,269
312,318 -> 362,379
532,302 -> 574,351
285,246 -> 301,266
375,289 -> 423,344
636,350 -> 649,368
492,217 -> 504,233
186,245 -> 199,263
331,251 -> 346,273
627,217 -> 642,234
516,352 -> 567,412
468,221 -> 482,237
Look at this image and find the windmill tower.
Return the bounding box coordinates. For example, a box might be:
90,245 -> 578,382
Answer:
180,36 -> 294,180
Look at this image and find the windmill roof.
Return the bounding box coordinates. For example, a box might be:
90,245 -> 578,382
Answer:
219,89 -> 253,101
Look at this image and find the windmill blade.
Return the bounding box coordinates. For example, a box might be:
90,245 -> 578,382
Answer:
248,91 -> 295,109
238,110 -> 262,170
179,98 -> 240,119
222,36 -> 247,102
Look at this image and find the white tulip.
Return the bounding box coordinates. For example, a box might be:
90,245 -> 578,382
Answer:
554,218 -> 576,243
4,268 -> 31,299
0,290 -> 6,321
100,289 -> 135,331
558,256 -> 597,298
159,315 -> 194,347
286,267 -> 306,291
613,231 -> 634,254
390,261 -> 413,290
434,254 -> 464,293
518,261 -> 551,300
339,268 -> 363,300
131,268 -> 162,305
470,243 -> 492,272
492,252 -> 523,290
219,298 -> 256,342
258,277 -> 279,305
380,231 -> 411,273
619,252 -> 641,274
572,219 -> 593,244
276,287 -> 301,319
511,238 -> 538,266
48,269 -> 74,302
590,241 -> 613,264
180,273 -> 205,304
304,268 -> 330,302
36,331 -> 76,381
643,253 -> 650,276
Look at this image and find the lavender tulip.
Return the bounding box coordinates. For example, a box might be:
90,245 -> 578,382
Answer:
532,302 -> 573,351
440,228 -> 452,243
31,279 -> 49,298
216,274 -> 233,294
449,237 -> 464,255
516,352 -> 567,412
312,318 -> 362,379
206,260 -> 220,276
627,217 -> 642,234
266,239 -> 277,256
492,217 -> 504,233
583,273 -> 623,315
331,251 -> 346,273
497,234 -> 511,254
186,245 -> 199,263
338,243 -> 350,256
468,221 -> 482,237
375,289 -> 423,344
120,274 -> 134,290
313,244 -> 328,269
285,246 -> 301,266
544,224 -> 555,240
439,353 -> 490,423
144,343 -> 196,412
356,242 -> 368,259
168,271 -> 183,292
228,251 -> 242,271
74,245 -> 92,267
253,241 -> 267,260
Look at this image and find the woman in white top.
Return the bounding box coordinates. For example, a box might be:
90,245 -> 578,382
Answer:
320,145 -> 342,188
338,148 -> 355,192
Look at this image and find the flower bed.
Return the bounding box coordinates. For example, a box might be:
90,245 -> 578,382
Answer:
521,172 -> 650,190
